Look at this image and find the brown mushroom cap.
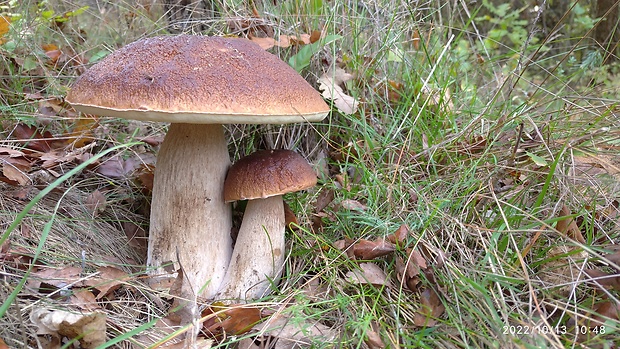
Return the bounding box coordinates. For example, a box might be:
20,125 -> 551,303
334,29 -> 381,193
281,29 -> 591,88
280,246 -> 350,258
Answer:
224,149 -> 317,202
66,35 -> 330,124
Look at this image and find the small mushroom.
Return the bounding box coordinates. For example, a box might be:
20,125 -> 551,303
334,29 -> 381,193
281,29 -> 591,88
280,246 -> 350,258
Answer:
65,35 -> 329,299
217,149 -> 317,301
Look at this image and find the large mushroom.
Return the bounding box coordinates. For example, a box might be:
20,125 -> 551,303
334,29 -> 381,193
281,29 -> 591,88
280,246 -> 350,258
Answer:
65,35 -> 330,299
217,149 -> 317,301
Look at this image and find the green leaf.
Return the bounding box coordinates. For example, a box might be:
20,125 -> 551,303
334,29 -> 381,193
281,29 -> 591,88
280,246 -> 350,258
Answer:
22,56 -> 38,71
288,34 -> 342,72
525,151 -> 548,167
40,10 -> 55,20
89,49 -> 110,64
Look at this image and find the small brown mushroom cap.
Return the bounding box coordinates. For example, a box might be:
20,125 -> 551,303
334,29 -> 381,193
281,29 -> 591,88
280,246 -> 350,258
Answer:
66,35 -> 330,124
224,149 -> 317,202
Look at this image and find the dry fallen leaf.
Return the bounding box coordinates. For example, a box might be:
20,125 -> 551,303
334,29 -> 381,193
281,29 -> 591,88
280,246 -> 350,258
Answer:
538,245 -> 588,296
236,313 -> 337,349
346,262 -> 391,287
87,266 -> 131,299
122,221 -> 148,256
85,189 -> 106,216
556,205 -> 585,243
591,300 -> 620,325
13,123 -> 54,153
352,239 -> 396,260
249,35 -> 276,50
365,321 -> 386,349
413,287 -> 445,327
318,68 -> 359,115
42,43 -> 62,64
1,158 -> 31,186
283,201 -> 299,231
69,289 -> 100,311
584,269 -> 620,291
0,15 -> 10,45
31,266 -> 83,291
30,308 -> 106,349
340,199 -> 367,211
387,224 -> 410,245
395,248 -> 428,292
203,304 -> 261,336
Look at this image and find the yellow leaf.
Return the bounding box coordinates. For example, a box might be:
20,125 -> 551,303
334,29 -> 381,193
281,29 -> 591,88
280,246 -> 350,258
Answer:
0,15 -> 10,36
0,15 -> 10,44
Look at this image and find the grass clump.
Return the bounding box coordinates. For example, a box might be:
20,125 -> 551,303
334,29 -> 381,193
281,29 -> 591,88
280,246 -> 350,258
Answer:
1,0 -> 619,348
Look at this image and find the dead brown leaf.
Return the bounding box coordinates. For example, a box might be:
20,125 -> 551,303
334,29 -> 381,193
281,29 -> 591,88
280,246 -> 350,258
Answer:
365,321 -> 386,349
284,201 -> 299,231
202,304 -> 262,337
602,247 -> 620,267
314,188 -> 335,213
413,287 -> 445,327
340,199 -> 367,211
334,173 -> 350,191
0,337 -> 8,349
556,205 -> 585,243
0,15 -> 9,35
1,158 -> 31,185
584,269 -> 620,291
85,189 -> 106,216
31,266 -> 83,291
387,224 -> 410,245
346,262 -> 391,287
249,35 -> 276,50
87,266 -> 130,299
42,44 -> 62,64
236,312 -> 337,349
122,221 -> 148,256
353,239 -> 396,260
318,68 -> 359,115
395,248 -> 427,292
13,123 -> 53,153
0,245 -> 34,270
30,308 -> 106,349
69,289 -> 100,311
591,300 -> 620,325
136,163 -> 155,193
64,116 -> 98,148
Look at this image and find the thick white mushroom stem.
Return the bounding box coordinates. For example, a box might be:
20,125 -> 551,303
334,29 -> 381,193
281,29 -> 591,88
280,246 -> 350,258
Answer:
217,195 -> 285,301
147,123 -> 233,298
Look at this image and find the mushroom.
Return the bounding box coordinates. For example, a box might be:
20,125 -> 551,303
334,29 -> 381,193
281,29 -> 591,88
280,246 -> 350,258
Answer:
217,149 -> 317,301
65,35 -> 330,299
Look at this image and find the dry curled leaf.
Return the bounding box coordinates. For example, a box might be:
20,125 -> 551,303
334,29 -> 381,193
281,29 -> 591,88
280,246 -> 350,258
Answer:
13,123 -> 54,153
556,205 -> 585,243
87,266 -> 130,299
395,248 -> 427,292
413,287 -> 445,327
284,201 -> 299,231
365,321 -> 386,349
387,224 -> 410,245
318,68 -> 359,115
30,308 -> 106,349
69,289 -> 100,311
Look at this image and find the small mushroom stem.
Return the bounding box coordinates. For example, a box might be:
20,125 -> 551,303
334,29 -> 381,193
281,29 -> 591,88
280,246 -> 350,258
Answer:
216,195 -> 286,301
147,123 -> 233,298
